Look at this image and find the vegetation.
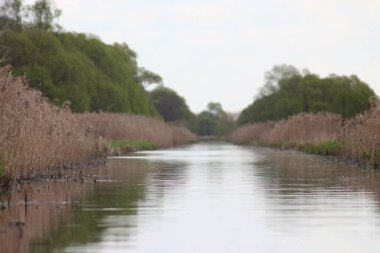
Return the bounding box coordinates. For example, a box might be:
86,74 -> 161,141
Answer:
0,1 -> 198,188
149,87 -> 235,137
78,113 -> 198,148
149,85 -> 193,123
0,65 -> 106,186
192,102 -> 235,136
303,140 -> 342,156
0,66 -> 197,188
229,100 -> 380,168
238,64 -> 375,125
0,0 -> 161,115
109,140 -> 155,153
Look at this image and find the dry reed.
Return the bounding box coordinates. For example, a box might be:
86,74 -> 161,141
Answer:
229,101 -> 380,167
338,99 -> 380,166
0,66 -> 104,182
229,113 -> 342,147
262,112 -> 342,146
227,122 -> 274,144
78,113 -> 197,148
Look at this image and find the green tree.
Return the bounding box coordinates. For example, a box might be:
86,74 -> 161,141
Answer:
194,111 -> 218,136
0,0 -> 24,31
138,67 -> 162,89
258,64 -> 300,98
193,102 -> 234,136
149,86 -> 192,122
238,65 -> 375,124
29,0 -> 61,31
0,1 -> 164,116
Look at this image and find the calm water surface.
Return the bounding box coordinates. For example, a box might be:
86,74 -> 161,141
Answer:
3,141 -> 380,253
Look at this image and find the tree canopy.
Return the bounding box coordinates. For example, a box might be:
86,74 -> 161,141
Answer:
0,0 -> 161,115
238,64 -> 375,125
149,86 -> 193,122
193,102 -> 234,136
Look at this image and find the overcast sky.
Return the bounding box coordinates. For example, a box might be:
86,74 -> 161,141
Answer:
26,0 -> 380,113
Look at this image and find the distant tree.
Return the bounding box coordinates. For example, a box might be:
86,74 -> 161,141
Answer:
149,86 -> 192,122
193,102 -> 234,136
207,102 -> 226,118
0,0 -> 24,31
138,67 -> 162,89
238,65 -> 375,125
0,23 -> 10,63
29,0 -> 61,31
258,64 -> 300,98
194,111 -> 217,136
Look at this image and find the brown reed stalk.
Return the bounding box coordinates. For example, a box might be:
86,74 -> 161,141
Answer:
337,99 -> 380,167
262,112 -> 343,147
0,66 -> 105,182
229,100 -> 380,167
77,113 -> 197,148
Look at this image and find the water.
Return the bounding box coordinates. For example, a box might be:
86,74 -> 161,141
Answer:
2,141 -> 380,252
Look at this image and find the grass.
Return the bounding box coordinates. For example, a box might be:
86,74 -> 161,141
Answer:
303,140 -> 342,155
110,140 -> 155,154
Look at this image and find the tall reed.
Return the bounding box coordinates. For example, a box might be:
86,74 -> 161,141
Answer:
0,66 -> 104,183
0,65 -> 197,185
229,101 -> 380,167
338,99 -> 380,166
227,122 -> 274,144
78,113 -> 197,148
262,112 -> 342,146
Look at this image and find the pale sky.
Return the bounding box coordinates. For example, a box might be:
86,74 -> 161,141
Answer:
25,0 -> 380,113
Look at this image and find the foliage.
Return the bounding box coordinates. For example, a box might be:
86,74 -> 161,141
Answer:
303,140 -> 342,155
0,0 -> 24,31
230,100 -> 380,168
110,139 -> 155,153
149,86 -> 193,122
0,30 -> 159,114
193,102 -> 235,136
29,0 -> 61,31
0,0 -> 160,115
139,67 -> 162,88
238,64 -> 375,124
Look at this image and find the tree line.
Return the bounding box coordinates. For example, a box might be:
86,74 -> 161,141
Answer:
149,86 -> 235,136
0,1 -> 375,136
0,0 -> 162,115
238,64 -> 375,125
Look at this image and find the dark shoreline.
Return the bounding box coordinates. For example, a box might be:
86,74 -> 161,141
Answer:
0,158 -> 106,194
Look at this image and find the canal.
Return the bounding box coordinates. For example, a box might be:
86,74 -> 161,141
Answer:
2,141 -> 380,252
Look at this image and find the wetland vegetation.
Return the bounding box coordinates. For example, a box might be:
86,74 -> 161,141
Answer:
1,1 -> 380,253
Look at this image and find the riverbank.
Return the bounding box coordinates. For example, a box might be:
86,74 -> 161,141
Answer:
228,99 -> 380,168
0,66 -> 197,191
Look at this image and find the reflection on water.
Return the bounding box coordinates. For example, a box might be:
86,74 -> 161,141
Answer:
2,141 -> 380,252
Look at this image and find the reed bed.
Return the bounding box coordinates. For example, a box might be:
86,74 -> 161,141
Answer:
229,113 -> 342,146
0,66 -> 104,184
338,99 -> 380,167
0,65 -> 197,185
229,104 -> 380,167
78,113 -> 197,148
262,112 -> 342,146
227,122 -> 274,145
